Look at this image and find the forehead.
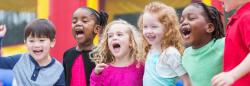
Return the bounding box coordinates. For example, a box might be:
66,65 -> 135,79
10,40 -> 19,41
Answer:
73,8 -> 95,18
143,12 -> 157,20
182,5 -> 204,16
108,23 -> 129,33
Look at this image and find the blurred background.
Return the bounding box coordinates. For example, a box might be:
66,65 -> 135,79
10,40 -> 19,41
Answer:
0,0 -> 232,62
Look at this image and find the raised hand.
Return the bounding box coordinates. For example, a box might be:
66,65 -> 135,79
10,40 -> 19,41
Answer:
0,25 -> 7,37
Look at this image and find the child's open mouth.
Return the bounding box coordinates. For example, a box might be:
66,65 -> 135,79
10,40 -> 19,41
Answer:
146,35 -> 156,42
112,43 -> 121,53
33,50 -> 43,55
181,27 -> 191,39
75,30 -> 85,38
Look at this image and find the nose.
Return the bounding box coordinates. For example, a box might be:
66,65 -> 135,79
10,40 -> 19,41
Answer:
180,18 -> 188,27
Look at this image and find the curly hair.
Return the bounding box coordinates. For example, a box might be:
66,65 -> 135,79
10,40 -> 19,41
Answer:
138,1 -> 184,55
90,19 -> 145,65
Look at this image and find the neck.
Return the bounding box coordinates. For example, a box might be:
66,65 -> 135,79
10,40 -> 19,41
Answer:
37,55 -> 52,66
112,54 -> 135,67
150,44 -> 162,53
76,43 -> 94,51
192,37 -> 212,49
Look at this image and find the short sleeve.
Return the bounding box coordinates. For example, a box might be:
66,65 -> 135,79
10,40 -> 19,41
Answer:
156,47 -> 187,78
240,14 -> 250,48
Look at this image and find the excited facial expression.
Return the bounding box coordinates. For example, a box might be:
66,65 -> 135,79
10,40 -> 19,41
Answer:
142,12 -> 165,46
107,23 -> 131,58
180,5 -> 212,47
72,8 -> 97,44
25,35 -> 55,62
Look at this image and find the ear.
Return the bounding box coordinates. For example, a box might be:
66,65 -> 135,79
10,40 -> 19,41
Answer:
94,25 -> 101,34
206,23 -> 215,33
50,39 -> 56,48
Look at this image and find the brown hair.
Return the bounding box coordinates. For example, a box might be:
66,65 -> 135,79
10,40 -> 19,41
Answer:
24,19 -> 56,41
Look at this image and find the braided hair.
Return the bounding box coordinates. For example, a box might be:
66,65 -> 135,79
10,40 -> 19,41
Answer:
79,7 -> 109,27
191,2 -> 225,39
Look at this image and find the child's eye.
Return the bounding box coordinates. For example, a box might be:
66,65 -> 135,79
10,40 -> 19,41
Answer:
151,25 -> 158,28
108,34 -> 113,38
39,40 -> 45,42
72,18 -> 77,24
117,33 -> 123,36
28,40 -> 34,43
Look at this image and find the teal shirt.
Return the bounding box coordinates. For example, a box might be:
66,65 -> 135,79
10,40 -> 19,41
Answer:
143,51 -> 176,86
182,38 -> 224,86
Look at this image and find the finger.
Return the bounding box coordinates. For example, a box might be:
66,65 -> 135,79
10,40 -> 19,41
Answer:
212,76 -> 222,86
216,80 -> 226,86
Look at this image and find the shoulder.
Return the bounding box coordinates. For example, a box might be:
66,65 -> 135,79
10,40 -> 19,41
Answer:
214,38 -> 225,47
163,46 -> 181,56
63,47 -> 78,59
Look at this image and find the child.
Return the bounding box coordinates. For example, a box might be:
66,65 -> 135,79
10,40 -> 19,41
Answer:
138,2 -> 191,86
212,0 -> 250,86
90,19 -> 144,86
180,2 -> 225,86
63,7 -> 108,86
0,19 -> 65,85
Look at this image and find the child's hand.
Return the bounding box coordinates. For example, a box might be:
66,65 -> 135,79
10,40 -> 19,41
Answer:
211,72 -> 235,86
0,25 -> 7,37
94,63 -> 108,75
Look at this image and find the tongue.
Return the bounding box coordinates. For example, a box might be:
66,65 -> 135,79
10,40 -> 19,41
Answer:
114,47 -> 120,53
76,34 -> 84,38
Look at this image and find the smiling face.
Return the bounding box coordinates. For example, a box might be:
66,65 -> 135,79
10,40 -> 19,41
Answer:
180,5 -> 213,48
107,23 -> 131,59
25,35 -> 55,62
72,8 -> 97,45
142,12 -> 165,46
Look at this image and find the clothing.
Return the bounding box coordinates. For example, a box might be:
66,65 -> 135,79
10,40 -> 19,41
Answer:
90,61 -> 144,86
223,2 -> 250,86
63,47 -> 95,86
143,47 -> 186,86
182,38 -> 224,86
70,54 -> 86,86
0,53 -> 65,86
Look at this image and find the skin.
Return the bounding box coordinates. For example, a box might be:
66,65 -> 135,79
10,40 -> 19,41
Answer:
180,5 -> 214,49
72,8 -> 100,51
142,12 -> 164,52
212,0 -> 250,86
0,24 -> 55,66
94,23 -> 134,74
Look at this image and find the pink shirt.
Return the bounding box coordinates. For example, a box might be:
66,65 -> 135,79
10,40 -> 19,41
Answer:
70,55 -> 86,86
90,62 -> 144,86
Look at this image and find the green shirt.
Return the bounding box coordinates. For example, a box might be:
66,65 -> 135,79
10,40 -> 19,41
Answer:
182,38 -> 224,86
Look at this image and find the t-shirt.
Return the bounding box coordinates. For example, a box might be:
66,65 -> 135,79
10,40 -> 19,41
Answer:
143,47 -> 186,86
223,2 -> 250,86
90,61 -> 144,86
182,38 -> 224,86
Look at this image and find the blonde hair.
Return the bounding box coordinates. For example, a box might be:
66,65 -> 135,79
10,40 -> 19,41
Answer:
91,19 -> 145,65
138,1 -> 184,55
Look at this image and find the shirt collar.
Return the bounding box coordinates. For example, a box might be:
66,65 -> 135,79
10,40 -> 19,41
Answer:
29,55 -> 55,69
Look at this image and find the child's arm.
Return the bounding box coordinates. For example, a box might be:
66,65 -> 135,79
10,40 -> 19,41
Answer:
180,74 -> 192,86
0,25 -> 7,56
90,63 -> 108,86
212,53 -> 250,86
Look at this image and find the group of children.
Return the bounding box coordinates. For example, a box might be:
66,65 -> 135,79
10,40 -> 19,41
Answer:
0,0 -> 250,86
